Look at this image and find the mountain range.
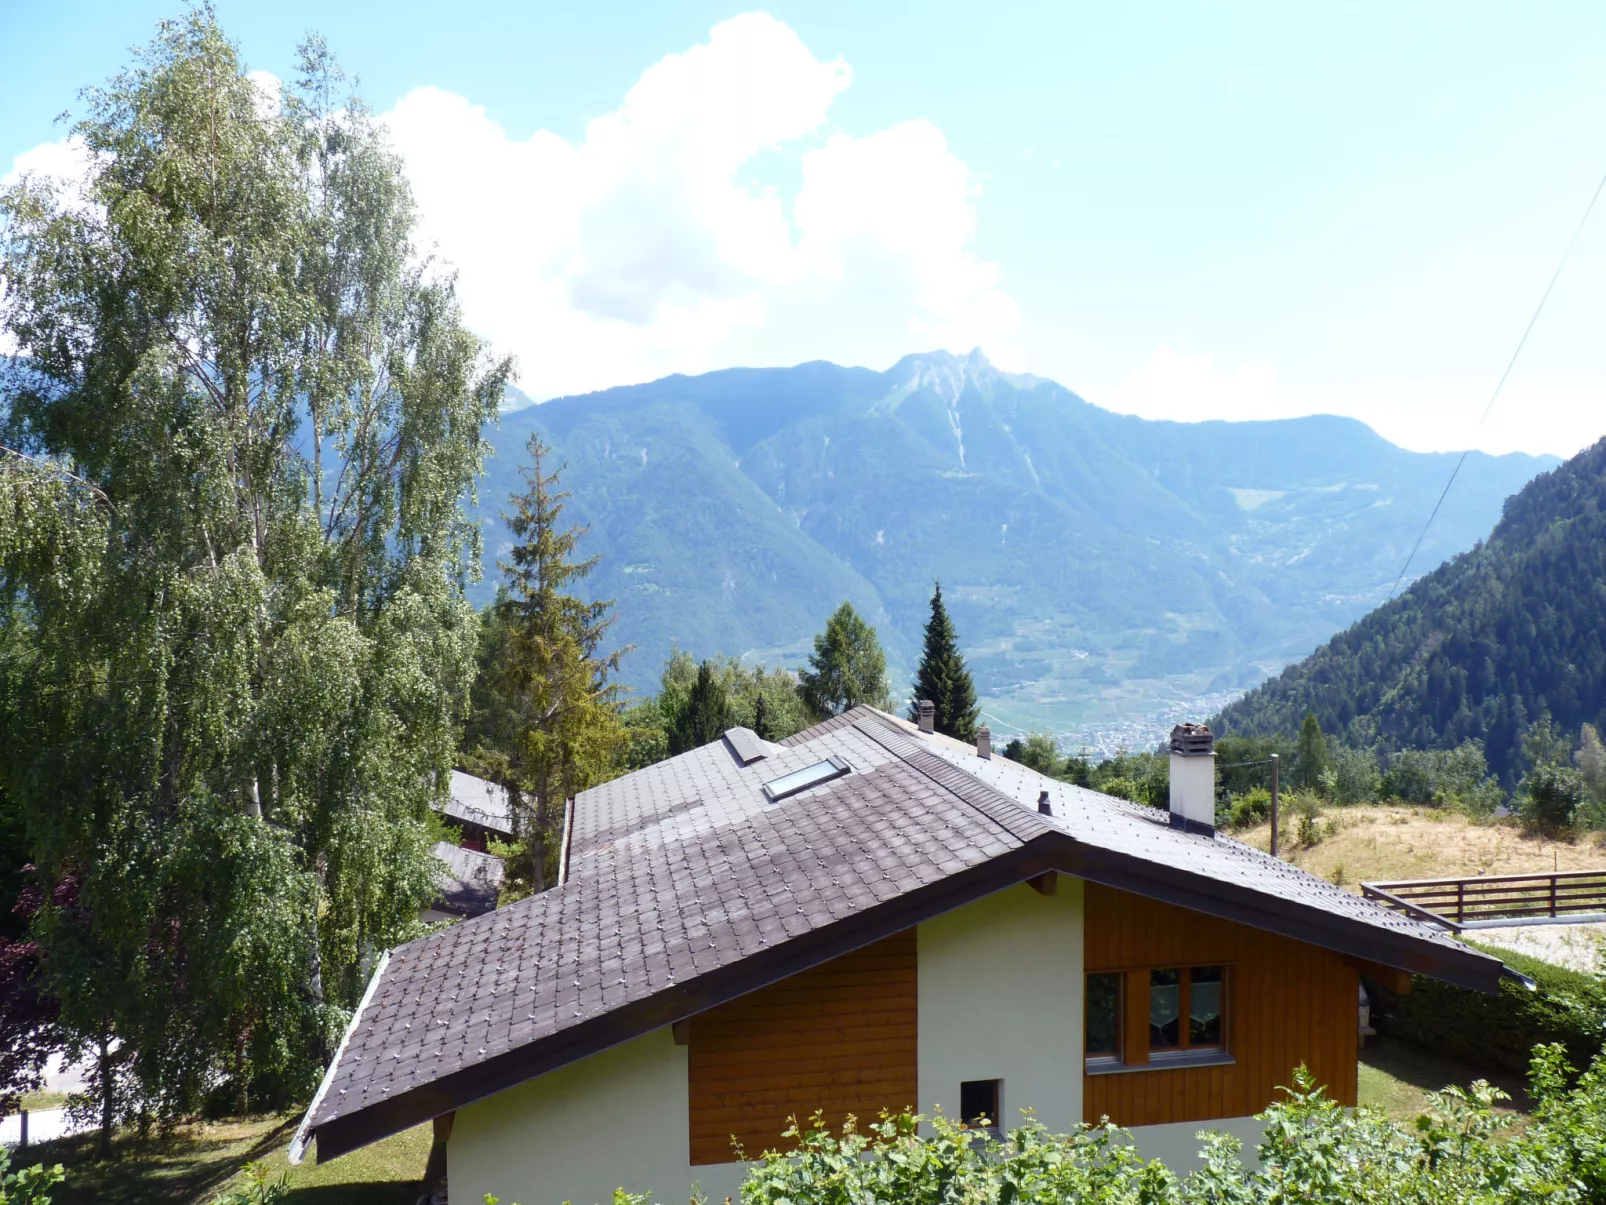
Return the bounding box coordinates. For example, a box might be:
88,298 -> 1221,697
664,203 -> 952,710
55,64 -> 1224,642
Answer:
1215,437 -> 1606,784
476,350 -> 1555,748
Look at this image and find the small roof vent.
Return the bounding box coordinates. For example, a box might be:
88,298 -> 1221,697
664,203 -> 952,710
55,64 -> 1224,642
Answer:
762,756 -> 852,803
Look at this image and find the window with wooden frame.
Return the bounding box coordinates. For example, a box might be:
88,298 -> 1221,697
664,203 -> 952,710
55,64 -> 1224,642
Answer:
1086,965 -> 1230,1071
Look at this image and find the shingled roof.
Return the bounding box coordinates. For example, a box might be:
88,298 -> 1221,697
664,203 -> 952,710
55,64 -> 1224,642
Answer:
293,706 -> 1508,1163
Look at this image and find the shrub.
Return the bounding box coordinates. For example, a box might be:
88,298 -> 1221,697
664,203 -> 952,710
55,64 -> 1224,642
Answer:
1523,765 -> 1590,836
209,1163 -> 287,1205
1379,943 -> 1606,1077
491,1047 -> 1606,1204
0,1146 -> 65,1205
1227,788 -> 1271,831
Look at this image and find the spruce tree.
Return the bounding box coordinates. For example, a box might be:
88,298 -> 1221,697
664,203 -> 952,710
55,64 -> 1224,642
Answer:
491,434 -> 628,893
1296,712 -> 1331,791
908,582 -> 979,741
670,661 -> 730,754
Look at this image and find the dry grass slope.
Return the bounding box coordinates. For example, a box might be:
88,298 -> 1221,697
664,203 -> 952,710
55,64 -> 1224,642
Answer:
1236,804 -> 1606,887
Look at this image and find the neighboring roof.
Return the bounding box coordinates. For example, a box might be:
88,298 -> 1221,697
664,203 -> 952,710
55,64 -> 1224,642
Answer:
430,842 -> 505,919
442,770 -> 515,838
296,707 -> 1508,1163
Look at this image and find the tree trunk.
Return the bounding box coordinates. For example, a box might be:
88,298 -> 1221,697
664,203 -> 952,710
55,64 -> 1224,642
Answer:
233,1028 -> 249,1116
97,1031 -> 114,1160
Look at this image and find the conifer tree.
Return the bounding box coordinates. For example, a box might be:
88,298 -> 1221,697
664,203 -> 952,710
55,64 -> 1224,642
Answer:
908,582 -> 979,741
669,661 -> 730,754
1296,712 -> 1331,791
490,434 -> 627,894
799,602 -> 892,716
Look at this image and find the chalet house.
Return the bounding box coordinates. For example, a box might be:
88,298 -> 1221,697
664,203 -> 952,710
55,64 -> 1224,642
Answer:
444,770 -> 516,851
292,707 -> 1511,1204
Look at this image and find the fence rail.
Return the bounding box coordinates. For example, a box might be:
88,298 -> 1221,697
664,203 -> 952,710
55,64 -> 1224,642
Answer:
1362,869 -> 1606,928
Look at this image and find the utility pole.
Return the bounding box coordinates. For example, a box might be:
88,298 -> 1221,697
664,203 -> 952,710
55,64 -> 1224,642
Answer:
1269,754 -> 1280,858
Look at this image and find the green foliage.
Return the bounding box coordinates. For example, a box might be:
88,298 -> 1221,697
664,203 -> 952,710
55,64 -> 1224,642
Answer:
1382,740 -> 1504,814
1000,736 -> 1169,809
1002,733 -> 1065,777
1296,712 -> 1331,791
649,650 -> 811,754
1577,724 -> 1606,808
798,602 -> 891,716
0,11 -> 506,1131
471,435 -> 627,895
732,1054 -> 1606,1205
1382,944 -> 1606,1077
1228,787 -> 1272,831
670,662 -> 730,756
1216,438 -> 1606,788
0,1145 -> 64,1205
209,1162 -> 287,1205
908,582 -> 979,742
1522,765 -> 1591,837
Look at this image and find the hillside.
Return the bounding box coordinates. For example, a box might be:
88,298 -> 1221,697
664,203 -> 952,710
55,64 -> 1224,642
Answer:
1216,438 -> 1606,783
474,350 -> 1553,744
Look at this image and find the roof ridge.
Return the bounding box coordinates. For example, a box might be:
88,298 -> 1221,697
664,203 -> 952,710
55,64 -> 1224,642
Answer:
851,719 -> 1055,844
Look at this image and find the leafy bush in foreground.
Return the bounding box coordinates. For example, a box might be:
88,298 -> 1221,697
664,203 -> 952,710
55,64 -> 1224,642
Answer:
491,1045 -> 1606,1205
0,1145 -> 64,1205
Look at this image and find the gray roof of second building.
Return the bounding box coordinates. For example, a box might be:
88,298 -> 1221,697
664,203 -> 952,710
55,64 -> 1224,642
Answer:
431,842 -> 505,919
443,771 -> 514,837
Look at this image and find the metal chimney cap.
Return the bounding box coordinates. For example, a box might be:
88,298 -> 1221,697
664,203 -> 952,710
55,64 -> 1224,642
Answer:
916,700 -> 935,733
1169,722 -> 1215,757
1037,789 -> 1052,816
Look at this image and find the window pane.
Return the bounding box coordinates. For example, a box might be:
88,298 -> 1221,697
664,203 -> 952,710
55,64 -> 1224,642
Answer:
1086,973 -> 1120,1056
1149,968 -> 1181,1048
960,1078 -> 1000,1126
1190,966 -> 1224,1047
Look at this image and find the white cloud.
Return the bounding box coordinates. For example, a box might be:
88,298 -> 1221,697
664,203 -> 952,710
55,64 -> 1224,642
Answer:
1098,346 -> 1284,426
383,12 -> 1017,398
2,134 -> 91,196
247,70 -> 282,119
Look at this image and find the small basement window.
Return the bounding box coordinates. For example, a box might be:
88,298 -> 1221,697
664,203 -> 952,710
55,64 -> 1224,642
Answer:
761,756 -> 851,802
959,1078 -> 1001,1128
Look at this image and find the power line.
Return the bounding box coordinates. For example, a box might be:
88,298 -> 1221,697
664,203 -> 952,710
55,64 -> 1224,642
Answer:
1386,166 -> 1606,602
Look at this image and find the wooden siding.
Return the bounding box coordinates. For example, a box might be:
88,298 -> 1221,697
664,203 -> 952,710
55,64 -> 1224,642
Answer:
687,930 -> 918,1166
1083,883 -> 1358,1126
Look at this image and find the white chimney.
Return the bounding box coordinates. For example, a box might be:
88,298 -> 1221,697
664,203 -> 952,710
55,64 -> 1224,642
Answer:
917,700 -> 935,733
1168,723 -> 1216,836
977,726 -> 992,759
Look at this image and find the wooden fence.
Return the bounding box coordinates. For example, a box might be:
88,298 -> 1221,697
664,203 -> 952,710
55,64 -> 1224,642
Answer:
1361,869 -> 1606,929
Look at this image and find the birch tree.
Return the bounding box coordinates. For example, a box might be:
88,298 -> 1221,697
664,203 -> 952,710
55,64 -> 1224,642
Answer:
0,10 -> 508,1134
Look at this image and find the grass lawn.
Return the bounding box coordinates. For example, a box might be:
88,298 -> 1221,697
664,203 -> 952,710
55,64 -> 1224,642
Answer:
10,1113 -> 431,1204
1358,1035 -> 1530,1121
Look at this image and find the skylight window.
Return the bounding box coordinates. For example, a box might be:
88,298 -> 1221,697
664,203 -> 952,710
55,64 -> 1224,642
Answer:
762,756 -> 852,802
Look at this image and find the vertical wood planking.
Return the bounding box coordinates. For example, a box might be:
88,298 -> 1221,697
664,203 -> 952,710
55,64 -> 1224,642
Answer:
1082,883 -> 1359,1127
687,930 -> 918,1165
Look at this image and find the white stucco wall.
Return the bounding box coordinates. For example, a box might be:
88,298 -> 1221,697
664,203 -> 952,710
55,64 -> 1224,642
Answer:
448,1027 -> 748,1205
1125,1114 -> 1266,1173
916,879 -> 1084,1133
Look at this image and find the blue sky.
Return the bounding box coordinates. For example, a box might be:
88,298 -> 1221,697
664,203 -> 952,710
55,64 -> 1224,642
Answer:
4,2 -> 1606,456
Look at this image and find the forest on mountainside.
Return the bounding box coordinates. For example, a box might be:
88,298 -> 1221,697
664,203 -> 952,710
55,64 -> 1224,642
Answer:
1215,438 -> 1606,786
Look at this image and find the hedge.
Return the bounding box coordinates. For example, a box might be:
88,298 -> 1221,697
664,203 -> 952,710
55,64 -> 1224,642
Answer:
1377,942 -> 1606,1075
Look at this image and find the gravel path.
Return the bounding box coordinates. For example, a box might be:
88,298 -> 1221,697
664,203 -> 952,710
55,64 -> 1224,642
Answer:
1471,922 -> 1606,973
